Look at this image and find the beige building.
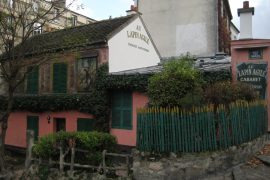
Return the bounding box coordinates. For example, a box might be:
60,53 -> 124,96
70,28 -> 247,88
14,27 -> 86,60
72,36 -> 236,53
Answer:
0,0 -> 95,35
134,0 -> 232,58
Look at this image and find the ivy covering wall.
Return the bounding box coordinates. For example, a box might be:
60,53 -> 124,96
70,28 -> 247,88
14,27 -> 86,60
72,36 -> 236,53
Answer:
0,63 -> 231,130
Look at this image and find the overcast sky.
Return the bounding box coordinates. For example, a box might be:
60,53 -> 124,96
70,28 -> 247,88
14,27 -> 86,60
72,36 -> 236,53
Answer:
67,0 -> 270,39
229,0 -> 270,39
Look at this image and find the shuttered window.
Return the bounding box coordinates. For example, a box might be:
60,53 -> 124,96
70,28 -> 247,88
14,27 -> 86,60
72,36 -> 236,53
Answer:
111,91 -> 132,130
77,118 -> 94,132
26,66 -> 39,94
27,116 -> 39,141
53,63 -> 67,93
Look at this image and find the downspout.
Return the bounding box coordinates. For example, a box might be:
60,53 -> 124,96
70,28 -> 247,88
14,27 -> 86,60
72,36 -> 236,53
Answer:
215,0 -> 219,55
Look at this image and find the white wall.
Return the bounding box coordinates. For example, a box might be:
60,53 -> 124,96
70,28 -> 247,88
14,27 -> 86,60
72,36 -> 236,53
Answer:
108,17 -> 160,73
138,0 -> 217,58
230,25 -> 239,40
240,13 -> 253,39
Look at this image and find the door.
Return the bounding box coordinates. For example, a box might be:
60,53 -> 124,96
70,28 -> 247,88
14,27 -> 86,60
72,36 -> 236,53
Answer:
55,118 -> 66,132
27,116 -> 39,141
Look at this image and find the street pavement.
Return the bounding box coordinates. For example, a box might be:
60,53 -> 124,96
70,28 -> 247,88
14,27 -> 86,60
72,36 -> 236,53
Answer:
201,143 -> 270,180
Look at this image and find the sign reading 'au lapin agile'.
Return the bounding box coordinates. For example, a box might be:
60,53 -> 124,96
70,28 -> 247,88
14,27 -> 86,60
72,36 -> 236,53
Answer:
127,25 -> 150,52
237,63 -> 268,99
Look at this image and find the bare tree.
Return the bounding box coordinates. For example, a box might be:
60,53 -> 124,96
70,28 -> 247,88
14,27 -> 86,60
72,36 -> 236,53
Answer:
0,0 -> 77,172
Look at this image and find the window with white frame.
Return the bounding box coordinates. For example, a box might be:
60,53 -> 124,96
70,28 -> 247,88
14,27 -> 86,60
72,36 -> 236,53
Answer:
8,0 -> 13,8
33,23 -> 42,35
6,16 -> 13,33
71,15 -> 77,26
53,8 -> 60,18
33,1 -> 39,12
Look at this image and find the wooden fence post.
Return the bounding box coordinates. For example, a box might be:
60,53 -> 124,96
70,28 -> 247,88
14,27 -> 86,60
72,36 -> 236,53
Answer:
25,130 -> 34,169
102,150 -> 107,174
59,145 -> 64,173
70,147 -> 75,172
126,155 -> 130,176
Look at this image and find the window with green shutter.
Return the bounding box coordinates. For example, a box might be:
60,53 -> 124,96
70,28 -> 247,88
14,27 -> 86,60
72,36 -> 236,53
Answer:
111,91 -> 132,130
27,116 -> 39,141
77,118 -> 94,132
53,63 -> 67,93
26,66 -> 39,94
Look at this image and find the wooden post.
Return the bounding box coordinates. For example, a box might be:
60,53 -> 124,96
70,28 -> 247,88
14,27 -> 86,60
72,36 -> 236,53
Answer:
59,145 -> 64,173
25,130 -> 34,169
126,155 -> 130,176
39,157 -> 42,165
102,150 -> 107,174
70,147 -> 75,172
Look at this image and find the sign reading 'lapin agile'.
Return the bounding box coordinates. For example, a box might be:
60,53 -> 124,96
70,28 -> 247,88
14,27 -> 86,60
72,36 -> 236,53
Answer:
237,63 -> 267,99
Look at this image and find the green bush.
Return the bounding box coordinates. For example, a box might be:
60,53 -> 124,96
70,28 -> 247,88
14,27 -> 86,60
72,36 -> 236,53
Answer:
147,55 -> 202,107
33,131 -> 117,165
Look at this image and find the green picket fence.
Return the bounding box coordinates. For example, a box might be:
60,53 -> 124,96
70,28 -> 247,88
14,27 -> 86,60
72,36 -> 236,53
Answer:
137,101 -> 268,153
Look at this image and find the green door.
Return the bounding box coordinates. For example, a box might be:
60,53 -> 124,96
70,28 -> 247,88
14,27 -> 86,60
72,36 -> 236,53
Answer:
53,63 -> 67,93
27,116 -> 39,141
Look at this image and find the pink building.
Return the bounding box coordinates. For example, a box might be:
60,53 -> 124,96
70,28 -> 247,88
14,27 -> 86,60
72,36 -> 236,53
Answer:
4,14 -> 160,149
231,39 -> 270,130
231,2 -> 270,130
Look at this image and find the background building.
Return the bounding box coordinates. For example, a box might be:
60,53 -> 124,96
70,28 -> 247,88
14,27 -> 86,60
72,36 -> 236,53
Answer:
0,0 -> 95,35
134,0 -> 232,58
230,22 -> 240,40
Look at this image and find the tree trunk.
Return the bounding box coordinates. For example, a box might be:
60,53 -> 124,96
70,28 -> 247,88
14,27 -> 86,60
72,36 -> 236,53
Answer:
0,90 -> 14,172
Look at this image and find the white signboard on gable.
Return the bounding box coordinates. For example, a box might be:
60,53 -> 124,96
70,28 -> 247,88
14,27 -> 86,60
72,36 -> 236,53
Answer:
108,17 -> 160,73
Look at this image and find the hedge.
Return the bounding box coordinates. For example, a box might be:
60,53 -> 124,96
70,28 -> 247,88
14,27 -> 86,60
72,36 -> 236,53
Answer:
32,131 -> 117,165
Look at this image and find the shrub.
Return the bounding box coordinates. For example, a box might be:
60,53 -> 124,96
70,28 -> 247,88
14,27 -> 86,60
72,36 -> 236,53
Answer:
204,81 -> 259,106
33,131 -> 117,165
147,55 -> 202,107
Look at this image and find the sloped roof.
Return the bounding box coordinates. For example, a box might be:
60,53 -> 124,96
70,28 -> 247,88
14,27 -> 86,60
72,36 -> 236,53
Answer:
22,15 -> 136,56
111,55 -> 231,75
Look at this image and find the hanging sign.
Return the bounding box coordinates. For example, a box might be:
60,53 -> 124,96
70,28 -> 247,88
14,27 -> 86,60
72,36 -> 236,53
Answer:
237,63 -> 267,99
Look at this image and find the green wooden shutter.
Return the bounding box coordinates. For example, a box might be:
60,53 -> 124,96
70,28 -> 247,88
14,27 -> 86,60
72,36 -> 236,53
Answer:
53,63 -> 67,93
112,92 -> 122,127
27,116 -> 39,141
26,66 -> 39,94
121,92 -> 132,129
111,91 -> 132,129
77,118 -> 94,131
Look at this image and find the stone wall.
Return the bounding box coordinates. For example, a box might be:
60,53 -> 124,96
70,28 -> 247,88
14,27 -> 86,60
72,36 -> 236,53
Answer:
132,135 -> 270,180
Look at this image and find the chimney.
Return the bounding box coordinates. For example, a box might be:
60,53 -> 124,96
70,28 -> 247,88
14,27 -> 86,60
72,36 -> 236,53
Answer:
126,5 -> 138,15
238,1 -> 255,39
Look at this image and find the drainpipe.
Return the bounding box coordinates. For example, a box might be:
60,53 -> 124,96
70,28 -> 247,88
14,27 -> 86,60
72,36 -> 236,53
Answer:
215,0 -> 219,55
